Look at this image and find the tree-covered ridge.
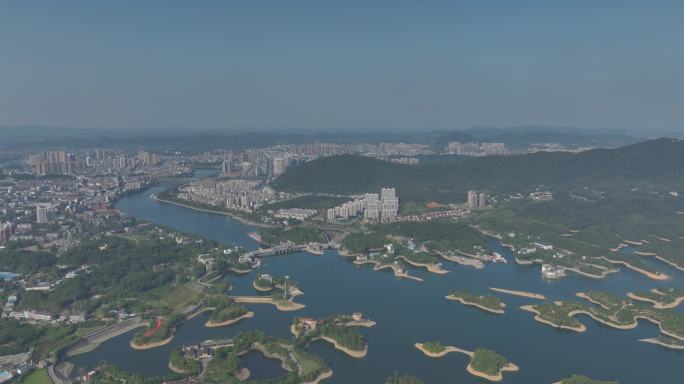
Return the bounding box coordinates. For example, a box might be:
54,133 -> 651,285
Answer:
273,139 -> 684,201
257,226 -> 327,245
341,232 -> 388,254
375,221 -> 486,252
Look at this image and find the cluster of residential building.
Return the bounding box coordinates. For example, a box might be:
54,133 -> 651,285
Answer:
467,190 -> 490,209
327,188 -> 399,222
446,142 -> 510,156
176,178 -> 291,212
272,208 -> 318,221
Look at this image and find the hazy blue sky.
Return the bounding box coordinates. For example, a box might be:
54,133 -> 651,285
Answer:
0,0 -> 682,131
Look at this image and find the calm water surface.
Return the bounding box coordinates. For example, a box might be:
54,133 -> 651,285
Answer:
70,173 -> 684,383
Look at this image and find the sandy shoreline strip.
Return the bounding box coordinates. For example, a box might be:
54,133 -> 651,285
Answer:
130,335 -> 174,350
639,338 -> 684,350
205,311 -> 254,328
490,287 -> 545,300
446,295 -> 505,314
231,296 -> 305,311
319,336 -> 367,358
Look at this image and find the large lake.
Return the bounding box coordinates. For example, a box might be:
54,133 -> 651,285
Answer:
70,171 -> 684,383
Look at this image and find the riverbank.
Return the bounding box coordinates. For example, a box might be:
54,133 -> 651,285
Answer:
490,287 -> 545,300
445,295 -> 505,314
205,311 -> 255,327
152,194 -> 269,228
65,319 -> 145,357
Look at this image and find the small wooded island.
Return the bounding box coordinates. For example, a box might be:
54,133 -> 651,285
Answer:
414,342 -> 518,382
291,313 -> 374,358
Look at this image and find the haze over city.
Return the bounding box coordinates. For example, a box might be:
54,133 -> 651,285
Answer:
1,0 -> 683,132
